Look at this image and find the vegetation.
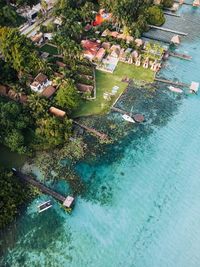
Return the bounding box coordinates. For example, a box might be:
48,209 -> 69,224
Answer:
0,0 -> 25,27
55,79 -> 81,112
40,44 -> 59,55
0,27 -> 45,76
146,6 -> 165,26
35,138 -> 87,194
100,0 -> 165,36
162,0 -> 173,8
0,100 -> 32,154
0,167 -> 36,229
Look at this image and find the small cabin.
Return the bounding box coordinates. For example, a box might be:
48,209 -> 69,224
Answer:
193,0 -> 200,6
49,106 -> 66,118
63,196 -> 75,209
190,81 -> 199,93
171,35 -> 181,45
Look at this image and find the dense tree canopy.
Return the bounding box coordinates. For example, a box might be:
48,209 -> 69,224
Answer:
0,167 -> 34,229
55,79 -> 80,111
0,100 -> 32,153
0,0 -> 24,27
0,27 -> 44,75
35,116 -> 72,148
146,6 -> 165,26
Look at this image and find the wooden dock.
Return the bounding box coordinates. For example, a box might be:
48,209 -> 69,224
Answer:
174,0 -> 193,5
111,107 -> 145,122
154,77 -> 189,87
169,52 -> 192,60
148,25 -> 188,36
163,11 -> 181,17
111,106 -> 130,116
73,120 -> 109,141
14,170 -> 66,202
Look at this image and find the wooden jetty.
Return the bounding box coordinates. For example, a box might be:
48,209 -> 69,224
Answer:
154,77 -> 189,87
169,52 -> 192,60
13,169 -> 75,209
111,106 -> 130,116
73,120 -> 109,141
163,11 -> 181,17
148,25 -> 188,36
111,107 -> 145,123
174,0 -> 193,5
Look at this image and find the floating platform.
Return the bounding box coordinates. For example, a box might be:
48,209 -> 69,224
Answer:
190,81 -> 199,93
148,25 -> 188,36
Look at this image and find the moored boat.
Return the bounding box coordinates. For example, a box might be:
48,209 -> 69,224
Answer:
168,86 -> 183,93
122,114 -> 135,123
38,200 -> 52,213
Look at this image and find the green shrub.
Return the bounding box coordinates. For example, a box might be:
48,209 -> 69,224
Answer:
146,6 -> 165,26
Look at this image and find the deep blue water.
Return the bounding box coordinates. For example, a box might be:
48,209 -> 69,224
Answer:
1,5 -> 200,267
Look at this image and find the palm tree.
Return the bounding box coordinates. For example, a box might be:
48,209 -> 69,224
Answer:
27,94 -> 48,118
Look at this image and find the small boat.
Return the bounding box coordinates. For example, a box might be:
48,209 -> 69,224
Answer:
168,86 -> 183,93
122,114 -> 135,123
38,200 -> 52,213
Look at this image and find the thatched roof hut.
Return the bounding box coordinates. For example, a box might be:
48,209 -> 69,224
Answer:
135,38 -> 143,47
171,35 -> 181,45
193,0 -> 200,6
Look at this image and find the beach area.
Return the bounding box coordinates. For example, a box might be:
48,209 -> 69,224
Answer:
1,4 -> 200,267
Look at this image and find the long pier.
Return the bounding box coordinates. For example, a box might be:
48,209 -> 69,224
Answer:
111,106 -> 131,116
148,25 -> 188,36
111,107 -> 145,122
174,0 -> 193,5
169,51 -> 192,60
163,11 -> 181,17
154,77 -> 189,87
14,170 -> 66,202
73,120 -> 109,141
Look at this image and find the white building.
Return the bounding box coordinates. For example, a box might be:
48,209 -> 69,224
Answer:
30,73 -> 52,93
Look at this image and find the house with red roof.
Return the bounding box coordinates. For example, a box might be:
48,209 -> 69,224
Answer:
81,40 -> 100,61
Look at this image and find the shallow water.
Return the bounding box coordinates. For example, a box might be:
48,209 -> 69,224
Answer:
1,5 -> 200,267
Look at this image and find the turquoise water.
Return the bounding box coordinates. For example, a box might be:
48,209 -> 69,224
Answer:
1,5 -> 200,267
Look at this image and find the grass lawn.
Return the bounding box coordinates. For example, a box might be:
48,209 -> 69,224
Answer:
40,44 -> 59,55
73,62 -> 154,117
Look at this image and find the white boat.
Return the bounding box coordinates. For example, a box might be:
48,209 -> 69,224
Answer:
38,200 -> 52,213
122,114 -> 135,123
168,86 -> 183,93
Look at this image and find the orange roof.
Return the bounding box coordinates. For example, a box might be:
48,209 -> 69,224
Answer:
49,107 -> 66,117
81,40 -> 100,51
110,31 -> 119,38
35,73 -> 48,84
31,32 -> 43,43
41,85 -> 57,98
